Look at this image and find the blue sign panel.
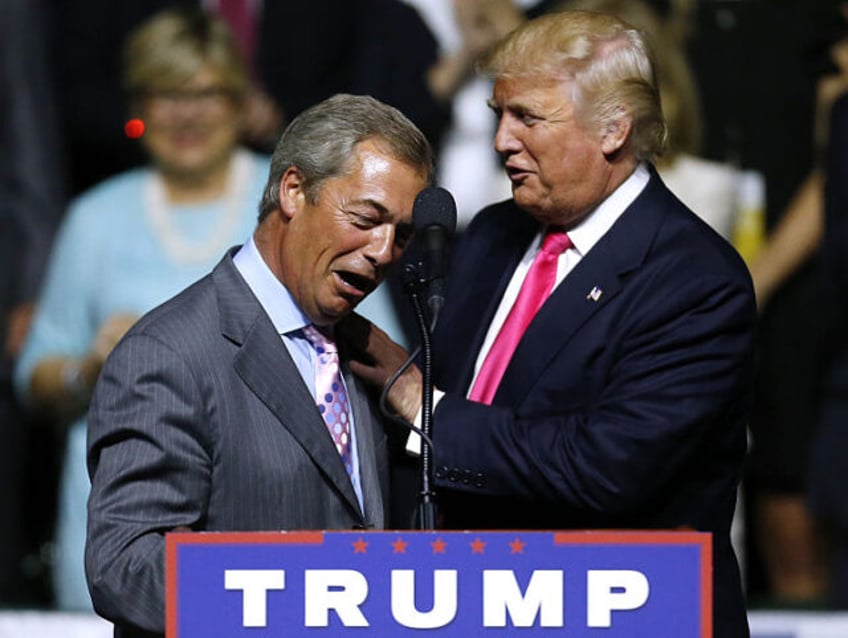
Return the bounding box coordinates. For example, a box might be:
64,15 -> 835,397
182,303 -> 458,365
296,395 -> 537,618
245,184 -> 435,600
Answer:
166,530 -> 711,637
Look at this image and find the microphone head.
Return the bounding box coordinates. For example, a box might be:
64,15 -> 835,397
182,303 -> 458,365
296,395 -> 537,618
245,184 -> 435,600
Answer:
412,186 -> 457,233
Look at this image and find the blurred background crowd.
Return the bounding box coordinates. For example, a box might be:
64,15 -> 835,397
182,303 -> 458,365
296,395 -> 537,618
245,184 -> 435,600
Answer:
2,0 -> 848,616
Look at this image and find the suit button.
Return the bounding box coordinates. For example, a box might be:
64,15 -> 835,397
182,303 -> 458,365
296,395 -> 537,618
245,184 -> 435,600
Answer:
435,465 -> 448,479
448,468 -> 460,482
461,469 -> 472,485
474,473 -> 485,488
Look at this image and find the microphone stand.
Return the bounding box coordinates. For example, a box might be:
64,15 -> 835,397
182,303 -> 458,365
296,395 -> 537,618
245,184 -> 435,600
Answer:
402,262 -> 438,530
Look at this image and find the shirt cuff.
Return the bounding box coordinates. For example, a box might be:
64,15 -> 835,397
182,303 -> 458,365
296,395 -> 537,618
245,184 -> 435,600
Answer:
405,388 -> 445,457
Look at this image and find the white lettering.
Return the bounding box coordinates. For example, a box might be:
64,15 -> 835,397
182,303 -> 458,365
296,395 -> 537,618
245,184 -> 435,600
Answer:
586,569 -> 650,627
304,569 -> 370,627
391,570 -> 458,628
224,569 -> 286,628
483,570 -> 563,627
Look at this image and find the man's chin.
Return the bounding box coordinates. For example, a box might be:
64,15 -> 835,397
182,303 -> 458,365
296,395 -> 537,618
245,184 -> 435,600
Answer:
512,189 -> 543,215
317,299 -> 359,326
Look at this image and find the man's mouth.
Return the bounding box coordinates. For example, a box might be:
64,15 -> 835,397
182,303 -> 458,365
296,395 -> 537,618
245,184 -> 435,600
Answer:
335,270 -> 376,297
505,164 -> 531,181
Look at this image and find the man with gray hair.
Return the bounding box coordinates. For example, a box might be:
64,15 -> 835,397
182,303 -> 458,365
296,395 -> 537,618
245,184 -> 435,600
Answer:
85,93 -> 433,637
349,11 -> 754,637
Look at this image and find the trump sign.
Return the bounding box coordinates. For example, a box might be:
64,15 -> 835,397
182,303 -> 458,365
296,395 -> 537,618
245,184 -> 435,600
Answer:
166,530 -> 711,637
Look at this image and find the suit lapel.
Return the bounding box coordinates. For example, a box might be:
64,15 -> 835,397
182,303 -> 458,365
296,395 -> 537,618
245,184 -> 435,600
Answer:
342,364 -> 385,527
495,241 -> 622,405
494,174 -> 666,406
212,254 -> 364,519
436,208 -> 539,393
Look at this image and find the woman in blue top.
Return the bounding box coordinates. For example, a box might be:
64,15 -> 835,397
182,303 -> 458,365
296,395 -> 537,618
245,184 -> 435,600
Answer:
15,7 -> 268,611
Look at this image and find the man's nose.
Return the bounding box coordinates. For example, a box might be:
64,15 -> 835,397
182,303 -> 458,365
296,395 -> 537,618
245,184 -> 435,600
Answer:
364,226 -> 396,268
494,117 -> 521,154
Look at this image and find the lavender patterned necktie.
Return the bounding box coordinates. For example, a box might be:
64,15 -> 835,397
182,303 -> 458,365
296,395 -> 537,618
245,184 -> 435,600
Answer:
302,325 -> 353,476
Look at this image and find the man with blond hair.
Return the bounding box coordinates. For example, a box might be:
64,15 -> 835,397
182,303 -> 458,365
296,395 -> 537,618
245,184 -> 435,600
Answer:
351,10 -> 754,636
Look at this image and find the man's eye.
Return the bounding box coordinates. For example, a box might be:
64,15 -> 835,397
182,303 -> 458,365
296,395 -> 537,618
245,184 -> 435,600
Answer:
350,212 -> 379,228
520,113 -> 541,125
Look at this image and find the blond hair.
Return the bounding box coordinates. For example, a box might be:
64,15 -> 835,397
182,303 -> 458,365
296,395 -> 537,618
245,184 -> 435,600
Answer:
123,7 -> 248,98
561,0 -> 702,158
482,10 -> 667,161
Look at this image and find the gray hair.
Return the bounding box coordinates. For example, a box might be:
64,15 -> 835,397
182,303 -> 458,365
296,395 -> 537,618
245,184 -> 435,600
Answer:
258,94 -> 434,221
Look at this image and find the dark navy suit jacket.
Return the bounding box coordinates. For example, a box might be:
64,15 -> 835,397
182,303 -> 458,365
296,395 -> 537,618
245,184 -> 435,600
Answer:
430,169 -> 755,637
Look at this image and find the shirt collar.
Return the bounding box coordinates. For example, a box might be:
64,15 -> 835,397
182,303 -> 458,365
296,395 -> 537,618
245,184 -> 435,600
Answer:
565,162 -> 650,257
233,235 -> 311,335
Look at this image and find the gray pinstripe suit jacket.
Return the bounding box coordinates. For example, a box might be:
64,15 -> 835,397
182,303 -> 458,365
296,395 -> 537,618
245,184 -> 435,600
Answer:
85,249 -> 389,636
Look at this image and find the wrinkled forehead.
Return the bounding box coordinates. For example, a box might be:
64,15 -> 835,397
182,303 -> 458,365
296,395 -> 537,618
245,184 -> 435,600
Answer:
489,74 -> 579,111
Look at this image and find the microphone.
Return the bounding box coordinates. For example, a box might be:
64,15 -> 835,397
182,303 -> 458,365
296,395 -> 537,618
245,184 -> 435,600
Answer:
412,186 -> 457,328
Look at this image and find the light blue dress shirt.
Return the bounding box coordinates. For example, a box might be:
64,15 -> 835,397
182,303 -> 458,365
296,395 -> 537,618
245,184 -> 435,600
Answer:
232,237 -> 365,511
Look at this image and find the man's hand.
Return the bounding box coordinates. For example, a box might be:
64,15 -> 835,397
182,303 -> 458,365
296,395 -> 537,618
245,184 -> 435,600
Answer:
339,313 -> 423,423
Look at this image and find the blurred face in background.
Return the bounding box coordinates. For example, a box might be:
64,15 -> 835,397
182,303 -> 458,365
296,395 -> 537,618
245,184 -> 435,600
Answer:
138,63 -> 242,182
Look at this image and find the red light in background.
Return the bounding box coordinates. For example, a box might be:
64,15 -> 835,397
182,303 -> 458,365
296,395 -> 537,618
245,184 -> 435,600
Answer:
125,118 -> 145,139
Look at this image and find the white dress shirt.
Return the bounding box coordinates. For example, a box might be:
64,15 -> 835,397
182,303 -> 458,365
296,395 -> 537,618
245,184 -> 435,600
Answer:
408,163 -> 650,454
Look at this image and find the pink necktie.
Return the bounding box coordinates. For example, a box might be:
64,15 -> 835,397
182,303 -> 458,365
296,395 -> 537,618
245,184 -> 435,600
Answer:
469,228 -> 573,405
302,325 -> 353,476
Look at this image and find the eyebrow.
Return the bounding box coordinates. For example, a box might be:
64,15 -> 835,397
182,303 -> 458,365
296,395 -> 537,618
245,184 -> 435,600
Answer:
347,198 -> 389,215
348,198 -> 414,227
487,98 -> 536,116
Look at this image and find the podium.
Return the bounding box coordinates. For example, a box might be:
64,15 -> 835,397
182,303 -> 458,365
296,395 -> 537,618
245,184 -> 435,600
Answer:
166,530 -> 712,637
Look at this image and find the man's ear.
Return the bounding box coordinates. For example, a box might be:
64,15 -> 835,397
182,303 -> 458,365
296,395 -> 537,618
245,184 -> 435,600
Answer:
278,166 -> 306,220
600,110 -> 632,156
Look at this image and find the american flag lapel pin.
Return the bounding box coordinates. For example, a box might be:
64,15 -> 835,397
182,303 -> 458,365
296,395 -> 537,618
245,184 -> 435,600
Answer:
587,286 -> 603,302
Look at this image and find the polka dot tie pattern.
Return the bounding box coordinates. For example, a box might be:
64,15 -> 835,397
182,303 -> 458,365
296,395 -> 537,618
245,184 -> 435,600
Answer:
302,325 -> 353,477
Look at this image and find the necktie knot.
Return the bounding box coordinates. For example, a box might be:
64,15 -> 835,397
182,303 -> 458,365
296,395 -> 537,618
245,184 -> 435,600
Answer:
541,227 -> 573,255
302,324 -> 337,356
